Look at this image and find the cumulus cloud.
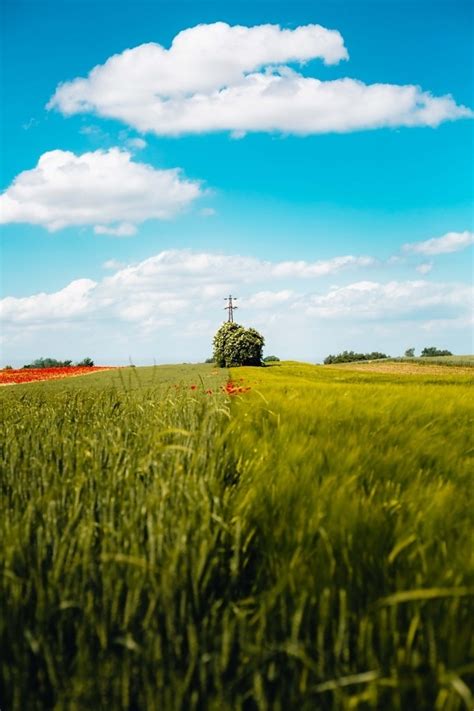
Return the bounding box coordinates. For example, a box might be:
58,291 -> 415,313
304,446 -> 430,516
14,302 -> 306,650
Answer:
47,22 -> 471,136
103,258 -> 126,270
49,22 -> 347,109
199,207 -> 217,217
0,148 -> 202,233
1,249 -> 470,330
304,279 -> 471,320
125,137 -> 147,150
404,231 -> 474,255
2,249 -> 472,363
96,249 -> 376,296
245,290 -> 295,309
416,262 -> 433,275
94,223 -> 137,236
272,255 -> 376,277
0,249 -> 376,327
421,315 -> 473,332
0,279 -> 96,322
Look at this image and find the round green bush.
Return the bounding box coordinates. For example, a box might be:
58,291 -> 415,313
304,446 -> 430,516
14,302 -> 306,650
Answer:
213,322 -> 265,367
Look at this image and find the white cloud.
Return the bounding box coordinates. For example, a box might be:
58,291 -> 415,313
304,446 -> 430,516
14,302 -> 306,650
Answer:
421,315 -> 473,332
199,207 -> 216,217
47,22 -> 471,136
0,148 -> 202,233
272,255 -> 376,277
416,262 -> 433,275
79,124 -> 104,137
103,258 -> 126,270
22,117 -> 39,130
0,279 -> 96,322
2,249 -> 472,364
0,249 -> 377,328
304,279 -> 471,320
49,23 -> 347,111
244,290 -> 295,309
404,231 -> 474,255
94,223 -> 137,236
96,250 -> 376,295
126,137 -> 147,150
2,249 -> 470,327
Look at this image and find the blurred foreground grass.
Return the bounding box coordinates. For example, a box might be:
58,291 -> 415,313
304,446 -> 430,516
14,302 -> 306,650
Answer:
1,362 -> 473,710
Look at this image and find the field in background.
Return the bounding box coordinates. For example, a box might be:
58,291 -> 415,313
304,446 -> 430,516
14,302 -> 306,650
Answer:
0,363 -> 224,391
1,362 -> 473,710
326,361 -> 474,375
332,355 -> 474,369
391,355 -> 474,368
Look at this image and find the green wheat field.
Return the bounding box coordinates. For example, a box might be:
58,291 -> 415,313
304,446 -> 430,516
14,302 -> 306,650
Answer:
1,362 -> 473,710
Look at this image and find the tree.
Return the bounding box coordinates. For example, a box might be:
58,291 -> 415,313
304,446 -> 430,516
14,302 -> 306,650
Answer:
263,355 -> 280,363
404,348 -> 415,358
213,322 -> 265,367
421,347 -> 452,357
213,322 -> 240,367
76,357 -> 94,367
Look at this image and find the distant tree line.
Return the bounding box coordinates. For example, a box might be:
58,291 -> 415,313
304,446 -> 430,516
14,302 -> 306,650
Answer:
324,351 -> 389,365
22,357 -> 94,369
324,346 -> 454,364
420,347 -> 453,357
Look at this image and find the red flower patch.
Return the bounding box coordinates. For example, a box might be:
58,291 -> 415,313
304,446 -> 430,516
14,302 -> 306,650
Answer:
0,366 -> 112,385
222,381 -> 251,396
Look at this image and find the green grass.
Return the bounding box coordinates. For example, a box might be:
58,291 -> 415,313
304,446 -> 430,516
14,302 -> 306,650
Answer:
1,362 -> 473,710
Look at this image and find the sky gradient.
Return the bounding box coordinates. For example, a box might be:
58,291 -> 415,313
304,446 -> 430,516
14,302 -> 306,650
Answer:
1,0 -> 473,365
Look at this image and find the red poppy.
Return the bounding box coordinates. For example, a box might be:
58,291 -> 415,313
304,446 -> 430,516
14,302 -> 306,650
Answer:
222,381 -> 251,396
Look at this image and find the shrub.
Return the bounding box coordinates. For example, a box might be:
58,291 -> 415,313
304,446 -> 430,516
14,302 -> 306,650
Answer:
421,347 -> 453,357
263,355 -> 280,363
213,322 -> 265,367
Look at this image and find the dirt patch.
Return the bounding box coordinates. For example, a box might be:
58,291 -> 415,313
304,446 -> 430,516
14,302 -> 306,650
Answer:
328,362 -> 473,376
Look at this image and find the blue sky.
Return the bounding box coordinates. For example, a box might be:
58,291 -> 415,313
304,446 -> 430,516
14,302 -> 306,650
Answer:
1,0 -> 473,365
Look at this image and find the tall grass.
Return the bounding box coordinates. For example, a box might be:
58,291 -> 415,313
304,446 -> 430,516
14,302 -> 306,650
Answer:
1,362 -> 473,709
